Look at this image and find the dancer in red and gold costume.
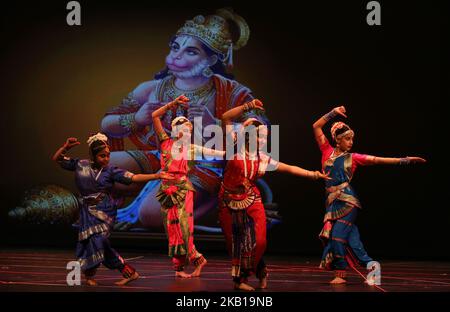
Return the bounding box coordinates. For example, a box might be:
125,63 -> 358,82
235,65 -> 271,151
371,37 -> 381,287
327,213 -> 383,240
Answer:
219,99 -> 330,291
152,95 -> 224,278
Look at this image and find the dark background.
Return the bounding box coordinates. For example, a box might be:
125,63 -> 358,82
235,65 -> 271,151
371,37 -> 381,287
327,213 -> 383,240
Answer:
0,1 -> 445,259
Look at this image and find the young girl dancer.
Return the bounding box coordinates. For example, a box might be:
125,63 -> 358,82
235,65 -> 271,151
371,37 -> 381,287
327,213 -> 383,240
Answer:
313,106 -> 426,284
52,133 -> 173,286
152,95 -> 224,278
219,99 -> 330,291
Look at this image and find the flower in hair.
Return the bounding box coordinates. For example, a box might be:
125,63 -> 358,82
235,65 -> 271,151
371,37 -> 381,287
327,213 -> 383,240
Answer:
87,133 -> 109,146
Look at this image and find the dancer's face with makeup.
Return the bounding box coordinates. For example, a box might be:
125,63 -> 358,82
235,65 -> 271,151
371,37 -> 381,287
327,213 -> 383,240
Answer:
257,126 -> 268,150
95,147 -> 111,168
337,133 -> 354,152
176,122 -> 193,141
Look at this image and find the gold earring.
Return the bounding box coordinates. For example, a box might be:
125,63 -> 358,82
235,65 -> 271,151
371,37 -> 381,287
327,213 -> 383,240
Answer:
202,66 -> 213,78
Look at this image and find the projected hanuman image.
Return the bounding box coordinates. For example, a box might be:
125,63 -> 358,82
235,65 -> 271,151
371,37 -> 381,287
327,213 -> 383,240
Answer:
100,8 -> 276,232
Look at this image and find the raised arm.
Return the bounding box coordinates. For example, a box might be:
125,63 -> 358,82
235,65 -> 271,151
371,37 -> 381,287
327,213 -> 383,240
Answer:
52,137 -> 81,162
313,106 -> 347,146
276,162 -> 330,180
221,99 -> 264,125
152,95 -> 189,139
221,99 -> 265,142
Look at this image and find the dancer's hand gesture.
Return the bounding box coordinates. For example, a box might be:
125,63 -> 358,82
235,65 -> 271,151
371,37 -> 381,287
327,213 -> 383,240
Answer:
332,106 -> 347,118
405,156 -> 427,164
64,137 -> 81,150
159,172 -> 176,180
313,170 -> 332,180
169,95 -> 190,109
244,99 -> 265,112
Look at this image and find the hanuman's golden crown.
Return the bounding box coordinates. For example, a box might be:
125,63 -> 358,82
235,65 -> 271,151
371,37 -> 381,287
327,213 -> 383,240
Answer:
176,8 -> 250,58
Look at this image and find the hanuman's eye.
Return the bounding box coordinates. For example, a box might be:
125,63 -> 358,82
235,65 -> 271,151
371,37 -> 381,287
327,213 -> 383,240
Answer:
186,49 -> 198,56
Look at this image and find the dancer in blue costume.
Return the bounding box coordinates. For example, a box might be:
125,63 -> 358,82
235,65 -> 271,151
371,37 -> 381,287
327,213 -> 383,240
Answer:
52,133 -> 173,286
313,106 -> 426,284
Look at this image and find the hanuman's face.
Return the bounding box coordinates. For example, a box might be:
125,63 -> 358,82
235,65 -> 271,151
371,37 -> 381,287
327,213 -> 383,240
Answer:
166,36 -> 208,72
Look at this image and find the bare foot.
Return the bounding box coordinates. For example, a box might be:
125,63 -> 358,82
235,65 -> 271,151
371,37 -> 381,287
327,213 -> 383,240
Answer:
330,277 -> 347,284
86,279 -> 98,286
191,259 -> 207,277
115,271 -> 139,286
258,276 -> 268,289
175,271 -> 192,278
234,282 -> 255,291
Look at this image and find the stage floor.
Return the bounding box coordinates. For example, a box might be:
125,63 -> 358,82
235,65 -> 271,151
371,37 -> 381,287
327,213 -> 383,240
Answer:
1,249 -> 449,292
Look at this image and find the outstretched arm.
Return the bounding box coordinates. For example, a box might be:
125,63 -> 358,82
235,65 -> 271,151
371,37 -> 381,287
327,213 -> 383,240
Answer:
52,137 -> 81,162
152,95 -> 189,140
195,145 -> 226,158
313,106 -> 347,146
131,171 -> 175,183
276,162 -> 330,180
363,155 -> 427,165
